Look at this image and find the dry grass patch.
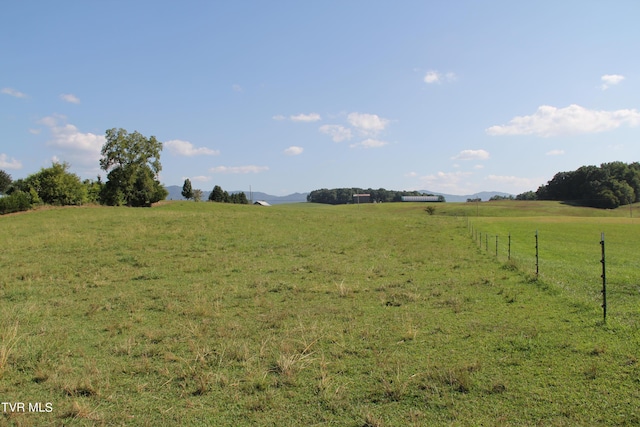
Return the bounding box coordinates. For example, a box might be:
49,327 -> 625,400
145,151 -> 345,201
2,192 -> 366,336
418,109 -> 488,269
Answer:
0,321 -> 20,378
60,401 -> 103,422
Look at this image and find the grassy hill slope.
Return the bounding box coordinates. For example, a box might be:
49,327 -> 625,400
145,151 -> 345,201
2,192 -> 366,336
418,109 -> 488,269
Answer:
1,201 -> 639,425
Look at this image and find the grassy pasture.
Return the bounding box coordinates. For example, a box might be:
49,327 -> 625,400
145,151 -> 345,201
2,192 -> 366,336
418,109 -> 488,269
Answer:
1,201 -> 639,426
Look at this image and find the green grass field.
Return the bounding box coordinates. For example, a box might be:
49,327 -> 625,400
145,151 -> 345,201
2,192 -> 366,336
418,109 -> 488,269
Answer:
1,201 -> 639,426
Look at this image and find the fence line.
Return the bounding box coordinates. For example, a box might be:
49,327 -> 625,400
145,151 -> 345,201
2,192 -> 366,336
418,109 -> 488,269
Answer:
466,219 -> 617,323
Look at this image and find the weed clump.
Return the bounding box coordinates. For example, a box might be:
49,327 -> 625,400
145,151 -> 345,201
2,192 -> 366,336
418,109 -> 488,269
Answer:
501,260 -> 518,272
61,401 -> 102,421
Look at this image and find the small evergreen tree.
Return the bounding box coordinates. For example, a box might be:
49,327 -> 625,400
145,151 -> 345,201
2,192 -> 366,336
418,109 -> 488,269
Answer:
181,178 -> 194,200
209,185 -> 225,202
237,192 -> 249,204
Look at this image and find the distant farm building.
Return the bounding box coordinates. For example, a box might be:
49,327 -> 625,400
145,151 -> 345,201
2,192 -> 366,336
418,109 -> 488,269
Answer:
254,200 -> 271,206
401,195 -> 441,202
353,193 -> 371,204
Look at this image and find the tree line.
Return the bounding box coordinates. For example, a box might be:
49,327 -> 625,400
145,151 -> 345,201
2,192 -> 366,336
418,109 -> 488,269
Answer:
0,128 -> 168,214
516,161 -> 640,209
0,125 -> 258,215
181,179 -> 249,204
307,188 -> 444,204
0,125 -> 255,215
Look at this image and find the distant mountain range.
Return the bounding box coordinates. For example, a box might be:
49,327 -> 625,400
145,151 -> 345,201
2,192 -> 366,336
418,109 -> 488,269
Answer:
165,185 -> 513,204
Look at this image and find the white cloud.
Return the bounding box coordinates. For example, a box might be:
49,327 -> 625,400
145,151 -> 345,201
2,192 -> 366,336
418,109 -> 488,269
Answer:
424,70 -> 456,84
1,87 -> 27,98
232,84 -> 243,92
284,146 -> 304,156
60,93 -> 80,104
347,112 -> 389,135
210,165 -> 269,174
349,138 -> 388,149
601,74 -> 624,90
546,149 -> 565,156
424,71 -> 440,84
0,154 -> 22,169
405,171 -> 418,178
452,149 -> 490,160
39,115 -> 104,168
319,112 -> 390,142
165,139 -> 220,156
319,124 -> 352,142
290,113 -> 321,122
273,113 -> 321,122
184,175 -> 211,183
486,104 -> 640,137
419,171 -> 474,194
485,175 -> 541,193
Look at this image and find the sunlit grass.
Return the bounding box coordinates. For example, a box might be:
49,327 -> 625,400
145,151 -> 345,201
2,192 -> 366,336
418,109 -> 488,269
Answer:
0,201 -> 639,425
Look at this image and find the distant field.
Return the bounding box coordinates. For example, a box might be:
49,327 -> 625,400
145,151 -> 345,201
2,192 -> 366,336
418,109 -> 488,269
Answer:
1,201 -> 639,425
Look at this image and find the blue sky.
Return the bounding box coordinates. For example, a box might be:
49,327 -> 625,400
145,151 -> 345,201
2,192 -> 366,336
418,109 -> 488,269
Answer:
2,1 -> 640,196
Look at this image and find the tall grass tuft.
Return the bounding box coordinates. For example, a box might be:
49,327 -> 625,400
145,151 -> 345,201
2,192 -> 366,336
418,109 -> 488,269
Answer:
0,321 -> 19,378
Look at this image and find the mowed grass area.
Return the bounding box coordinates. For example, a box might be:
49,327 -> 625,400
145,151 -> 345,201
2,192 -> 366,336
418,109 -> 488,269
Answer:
1,201 -> 639,426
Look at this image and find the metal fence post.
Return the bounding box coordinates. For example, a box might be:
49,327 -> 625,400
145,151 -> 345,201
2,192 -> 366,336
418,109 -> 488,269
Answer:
508,233 -> 511,261
600,232 -> 607,323
535,230 -> 539,277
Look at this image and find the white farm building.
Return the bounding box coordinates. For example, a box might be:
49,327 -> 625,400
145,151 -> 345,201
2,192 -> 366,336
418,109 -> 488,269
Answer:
401,195 -> 441,202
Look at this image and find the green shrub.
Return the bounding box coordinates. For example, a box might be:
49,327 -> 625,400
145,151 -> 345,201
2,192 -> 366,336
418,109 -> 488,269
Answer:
0,191 -> 32,215
25,162 -> 87,206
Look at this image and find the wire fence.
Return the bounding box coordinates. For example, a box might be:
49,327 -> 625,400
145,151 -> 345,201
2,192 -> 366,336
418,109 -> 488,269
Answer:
466,217 -> 640,326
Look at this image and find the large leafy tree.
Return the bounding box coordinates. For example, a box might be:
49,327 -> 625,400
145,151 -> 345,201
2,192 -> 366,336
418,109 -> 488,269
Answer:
99,128 -> 168,207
